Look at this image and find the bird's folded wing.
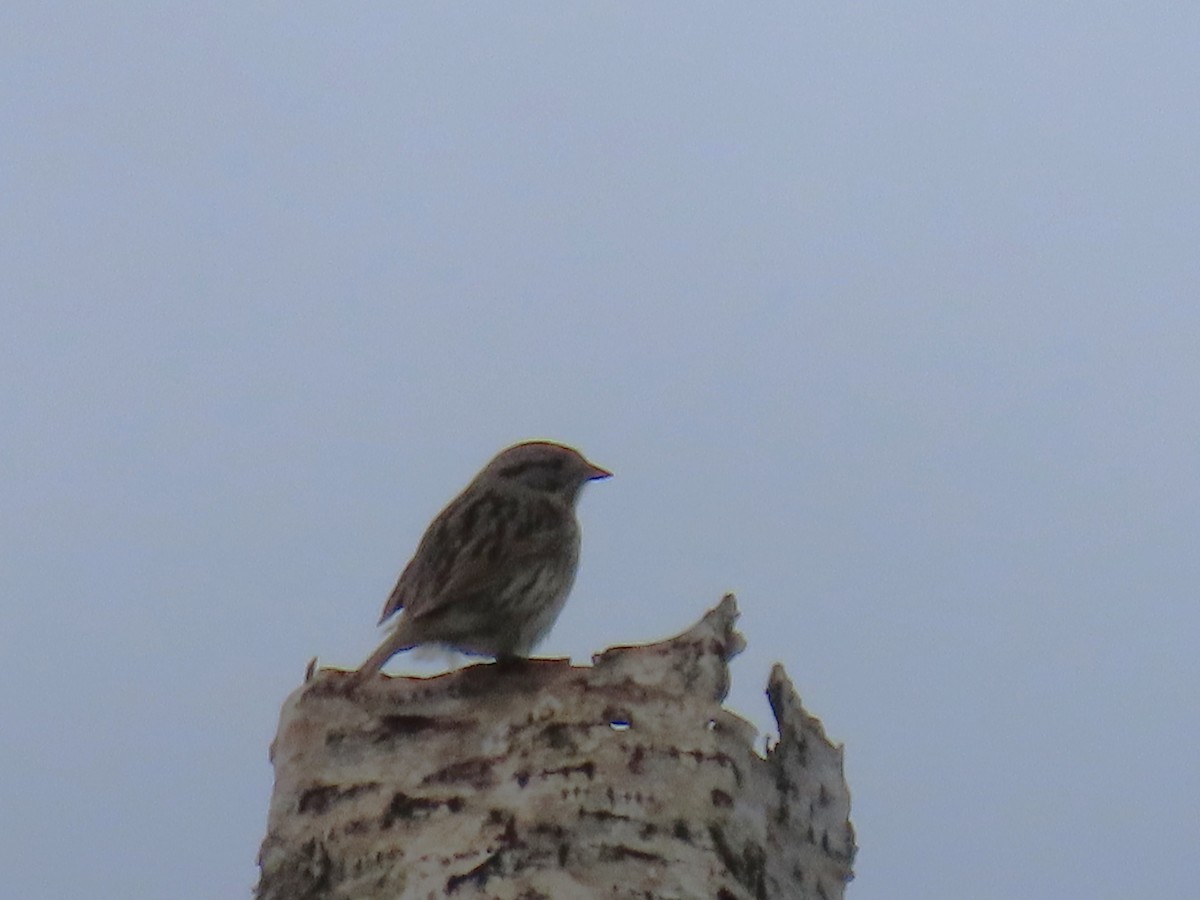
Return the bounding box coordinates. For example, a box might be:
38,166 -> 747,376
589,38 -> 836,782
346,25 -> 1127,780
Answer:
403,527 -> 565,625
377,492 -> 477,624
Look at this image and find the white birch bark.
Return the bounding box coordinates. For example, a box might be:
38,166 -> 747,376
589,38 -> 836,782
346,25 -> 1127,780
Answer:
256,595 -> 855,899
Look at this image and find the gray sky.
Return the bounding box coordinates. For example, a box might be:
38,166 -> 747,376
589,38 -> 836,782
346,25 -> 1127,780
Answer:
3,4 -> 1198,898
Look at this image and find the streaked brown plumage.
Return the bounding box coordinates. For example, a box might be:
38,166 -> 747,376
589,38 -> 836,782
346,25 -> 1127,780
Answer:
350,440 -> 611,682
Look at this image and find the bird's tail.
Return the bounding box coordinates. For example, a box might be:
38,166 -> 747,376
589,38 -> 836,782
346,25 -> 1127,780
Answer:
342,628 -> 415,689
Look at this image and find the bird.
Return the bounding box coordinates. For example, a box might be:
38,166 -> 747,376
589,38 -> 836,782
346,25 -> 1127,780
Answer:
348,440 -> 611,684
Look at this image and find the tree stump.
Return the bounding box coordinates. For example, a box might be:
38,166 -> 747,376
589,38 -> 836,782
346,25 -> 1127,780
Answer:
256,595 -> 855,899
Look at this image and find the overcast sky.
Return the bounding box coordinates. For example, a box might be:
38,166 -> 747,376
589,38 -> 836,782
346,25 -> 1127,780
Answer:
3,4 -> 1198,898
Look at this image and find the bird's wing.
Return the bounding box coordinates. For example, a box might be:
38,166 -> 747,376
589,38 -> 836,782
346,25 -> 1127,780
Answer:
403,511 -> 572,627
416,541 -> 558,617
377,494 -> 474,625
378,558 -> 417,625
378,491 -> 568,625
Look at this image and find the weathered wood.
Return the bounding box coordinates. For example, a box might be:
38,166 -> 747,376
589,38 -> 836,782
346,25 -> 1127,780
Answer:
256,595 -> 855,899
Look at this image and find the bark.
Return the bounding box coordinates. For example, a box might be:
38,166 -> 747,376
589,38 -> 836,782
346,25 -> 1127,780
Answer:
256,595 -> 855,899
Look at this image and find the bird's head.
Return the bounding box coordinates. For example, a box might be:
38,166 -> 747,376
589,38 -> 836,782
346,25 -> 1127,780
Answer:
485,440 -> 611,500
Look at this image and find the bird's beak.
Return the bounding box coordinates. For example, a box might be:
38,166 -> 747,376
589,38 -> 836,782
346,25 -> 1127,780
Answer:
586,463 -> 613,481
